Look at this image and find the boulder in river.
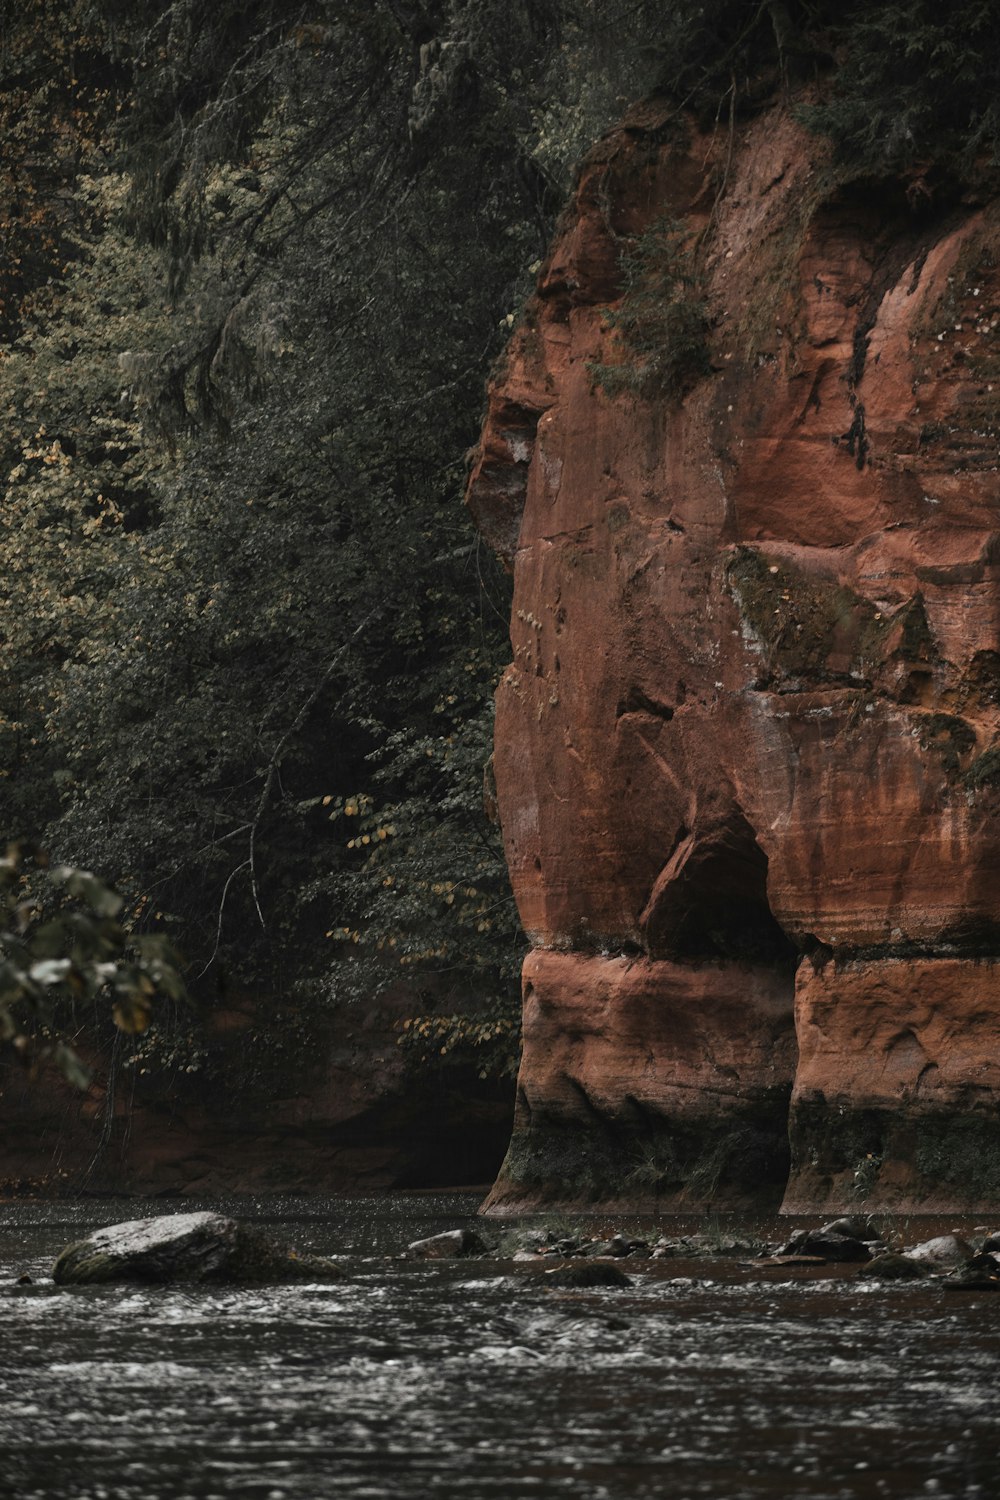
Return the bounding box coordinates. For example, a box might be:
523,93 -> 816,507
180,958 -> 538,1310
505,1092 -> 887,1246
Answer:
905,1234 -> 973,1270
775,1229 -> 871,1262
579,1234 -> 634,1258
52,1211 -> 343,1286
405,1228 -> 489,1259
819,1217 -> 875,1242
941,1252 -> 1000,1292
544,1262 -> 630,1289
857,1253 -> 927,1282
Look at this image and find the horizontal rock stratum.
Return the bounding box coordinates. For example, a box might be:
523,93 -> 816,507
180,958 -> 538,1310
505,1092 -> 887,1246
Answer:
468,95 -> 1000,1214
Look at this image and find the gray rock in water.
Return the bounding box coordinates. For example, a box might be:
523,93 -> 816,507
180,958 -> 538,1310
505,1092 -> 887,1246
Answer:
905,1234 -> 973,1269
406,1228 -> 488,1259
858,1252 -> 927,1281
545,1261 -> 630,1289
777,1229 -> 871,1262
579,1233 -> 633,1258
942,1252 -> 1000,1292
703,1236 -> 759,1256
820,1216 -> 875,1242
52,1211 -> 343,1286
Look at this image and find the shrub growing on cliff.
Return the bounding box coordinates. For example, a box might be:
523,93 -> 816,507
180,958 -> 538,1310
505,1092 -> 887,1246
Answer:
589,215 -> 711,402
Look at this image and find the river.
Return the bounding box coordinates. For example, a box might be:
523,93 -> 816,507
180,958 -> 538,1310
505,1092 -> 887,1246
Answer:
1,1194 -> 997,1499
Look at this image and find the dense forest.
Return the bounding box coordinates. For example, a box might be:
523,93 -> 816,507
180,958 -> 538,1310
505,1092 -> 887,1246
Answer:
2,0 -> 999,1165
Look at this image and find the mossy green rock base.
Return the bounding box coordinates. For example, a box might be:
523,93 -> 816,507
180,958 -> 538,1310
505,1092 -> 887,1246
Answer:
52,1212 -> 343,1286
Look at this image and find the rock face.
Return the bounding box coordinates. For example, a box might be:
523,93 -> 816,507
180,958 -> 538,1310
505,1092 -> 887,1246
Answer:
468,95 -> 1000,1214
51,1211 -> 342,1285
498,950 -> 795,1209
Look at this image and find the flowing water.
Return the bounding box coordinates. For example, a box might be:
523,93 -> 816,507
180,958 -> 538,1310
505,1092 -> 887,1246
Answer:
1,1194 -> 997,1499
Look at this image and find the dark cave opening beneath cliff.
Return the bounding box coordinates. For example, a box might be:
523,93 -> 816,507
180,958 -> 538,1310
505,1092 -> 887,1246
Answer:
640,809 -> 798,967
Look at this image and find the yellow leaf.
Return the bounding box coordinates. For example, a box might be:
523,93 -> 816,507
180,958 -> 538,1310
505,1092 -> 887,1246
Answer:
112,994 -> 153,1034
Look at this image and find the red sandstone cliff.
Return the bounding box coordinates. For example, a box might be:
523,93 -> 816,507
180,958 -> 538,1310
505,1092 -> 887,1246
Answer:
468,96 -> 1000,1214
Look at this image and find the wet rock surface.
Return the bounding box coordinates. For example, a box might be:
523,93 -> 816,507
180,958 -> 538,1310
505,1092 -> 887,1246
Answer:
906,1234 -> 975,1269
775,1229 -> 872,1262
405,1228 -> 490,1259
544,1261 -> 630,1289
859,1253 -> 928,1282
426,1213 -> 1000,1294
51,1211 -> 343,1286
821,1217 -> 876,1241
942,1251 -> 1000,1291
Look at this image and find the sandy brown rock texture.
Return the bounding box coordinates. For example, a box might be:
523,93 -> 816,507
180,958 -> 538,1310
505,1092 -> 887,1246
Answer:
468,95 -> 1000,1214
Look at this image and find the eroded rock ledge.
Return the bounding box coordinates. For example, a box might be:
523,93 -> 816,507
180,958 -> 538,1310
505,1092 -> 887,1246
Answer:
468,95 -> 1000,1215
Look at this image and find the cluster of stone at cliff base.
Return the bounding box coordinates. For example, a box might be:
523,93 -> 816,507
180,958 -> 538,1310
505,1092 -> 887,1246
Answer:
4,1214 -> 999,1295
398,1219 -> 1000,1292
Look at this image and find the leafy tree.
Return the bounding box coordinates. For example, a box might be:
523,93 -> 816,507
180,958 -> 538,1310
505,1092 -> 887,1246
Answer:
807,1 -> 1000,173
0,845 -> 185,1088
0,0 -> 128,341
1,1 -> 589,1092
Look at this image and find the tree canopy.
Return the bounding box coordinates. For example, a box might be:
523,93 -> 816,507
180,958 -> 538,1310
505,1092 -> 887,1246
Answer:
0,0 -> 633,1090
